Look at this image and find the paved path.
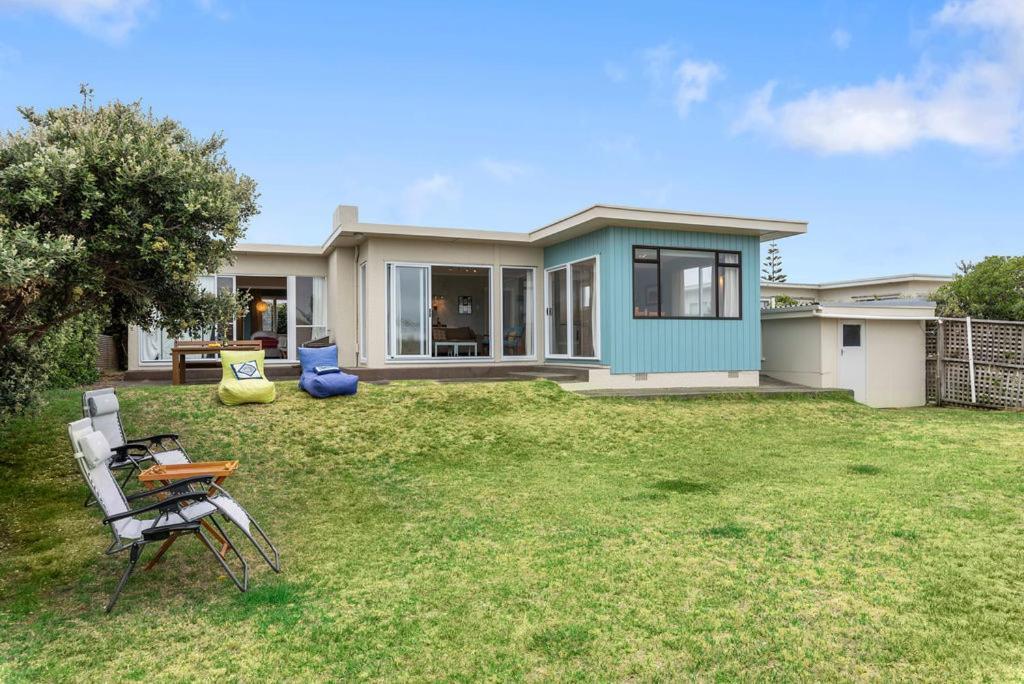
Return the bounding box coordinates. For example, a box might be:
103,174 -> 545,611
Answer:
561,374 -> 854,400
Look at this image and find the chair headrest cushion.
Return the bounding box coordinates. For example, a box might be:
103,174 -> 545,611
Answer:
88,393 -> 120,417
80,430 -> 112,469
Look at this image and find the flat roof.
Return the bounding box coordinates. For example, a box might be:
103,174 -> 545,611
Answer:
762,299 -> 937,320
232,243 -> 323,256
299,203 -> 808,254
761,273 -> 952,290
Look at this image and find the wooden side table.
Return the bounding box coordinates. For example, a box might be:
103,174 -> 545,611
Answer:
138,460 -> 240,569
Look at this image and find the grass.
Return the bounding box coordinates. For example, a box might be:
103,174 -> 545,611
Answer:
2,381 -> 1024,680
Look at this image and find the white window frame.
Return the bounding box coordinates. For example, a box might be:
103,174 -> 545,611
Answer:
358,261 -> 368,363
499,266 -> 538,362
544,254 -> 601,361
384,261 -> 495,363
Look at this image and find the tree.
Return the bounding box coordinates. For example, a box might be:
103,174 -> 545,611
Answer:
0,87 -> 258,413
933,256 -> 1024,320
762,241 -> 786,282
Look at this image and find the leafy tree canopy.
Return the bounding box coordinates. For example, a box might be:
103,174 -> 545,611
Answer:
0,87 -> 259,348
933,256 -> 1024,321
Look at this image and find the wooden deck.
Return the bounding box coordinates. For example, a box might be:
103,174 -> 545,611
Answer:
123,363 -> 591,385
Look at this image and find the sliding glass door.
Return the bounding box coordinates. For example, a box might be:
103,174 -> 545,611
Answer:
546,257 -> 598,359
571,259 -> 596,357
546,267 -> 568,356
388,264 -> 431,358
140,273 -> 326,363
501,267 -> 534,359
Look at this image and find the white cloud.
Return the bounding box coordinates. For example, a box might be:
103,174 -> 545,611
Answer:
604,60 -> 627,83
736,0 -> 1024,154
642,43 -> 675,86
831,28 -> 851,50
0,0 -> 153,41
478,158 -> 529,182
640,44 -> 722,118
673,59 -> 722,117
402,174 -> 460,223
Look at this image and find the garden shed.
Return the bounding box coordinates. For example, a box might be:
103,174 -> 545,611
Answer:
761,300 -> 936,408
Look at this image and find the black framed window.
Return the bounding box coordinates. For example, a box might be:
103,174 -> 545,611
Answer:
632,246 -> 742,319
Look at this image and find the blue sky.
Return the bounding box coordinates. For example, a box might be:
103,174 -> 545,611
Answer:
1,0 -> 1022,282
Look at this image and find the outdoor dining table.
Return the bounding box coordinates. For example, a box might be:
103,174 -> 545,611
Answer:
136,460 -> 240,570
170,340 -> 263,385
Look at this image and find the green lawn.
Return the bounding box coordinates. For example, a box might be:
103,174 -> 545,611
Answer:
2,381 -> 1024,681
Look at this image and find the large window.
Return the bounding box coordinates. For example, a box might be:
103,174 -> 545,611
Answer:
501,267 -> 534,359
632,247 -> 741,319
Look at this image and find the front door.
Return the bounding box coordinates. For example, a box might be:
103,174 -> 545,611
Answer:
837,320 -> 866,402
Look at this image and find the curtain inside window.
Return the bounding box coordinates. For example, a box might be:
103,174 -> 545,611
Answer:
312,276 -> 326,328
719,268 -> 740,317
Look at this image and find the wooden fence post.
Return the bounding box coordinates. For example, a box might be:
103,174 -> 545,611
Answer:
936,319 -> 945,406
966,316 -> 977,405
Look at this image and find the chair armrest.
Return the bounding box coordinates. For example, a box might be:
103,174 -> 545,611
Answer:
129,432 -> 180,445
125,475 -> 215,501
111,443 -> 152,462
103,491 -> 208,524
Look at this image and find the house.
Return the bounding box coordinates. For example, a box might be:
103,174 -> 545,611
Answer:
127,204 -> 807,388
761,300 -> 937,408
760,274 -> 951,308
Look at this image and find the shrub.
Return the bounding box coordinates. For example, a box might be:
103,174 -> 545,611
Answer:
40,313 -> 102,389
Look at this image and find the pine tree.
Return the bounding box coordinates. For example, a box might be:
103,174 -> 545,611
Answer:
761,241 -> 787,282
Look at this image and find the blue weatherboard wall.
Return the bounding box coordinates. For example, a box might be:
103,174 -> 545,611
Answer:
544,227 -> 761,374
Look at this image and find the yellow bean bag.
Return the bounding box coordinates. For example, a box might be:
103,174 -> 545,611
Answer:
218,349 -> 276,405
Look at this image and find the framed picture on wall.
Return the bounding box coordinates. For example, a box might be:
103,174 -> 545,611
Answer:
458,296 -> 472,314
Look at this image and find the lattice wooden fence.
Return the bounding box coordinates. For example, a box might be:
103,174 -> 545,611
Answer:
928,318 -> 1024,408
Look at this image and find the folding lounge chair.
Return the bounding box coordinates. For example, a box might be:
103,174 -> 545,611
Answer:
81,388 -> 190,504
83,388 -> 191,464
69,418 -> 280,576
67,421 -> 249,612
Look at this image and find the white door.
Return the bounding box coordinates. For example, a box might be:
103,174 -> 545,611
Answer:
837,320 -> 866,402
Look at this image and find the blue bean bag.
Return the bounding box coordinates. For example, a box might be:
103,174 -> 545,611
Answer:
297,345 -> 358,398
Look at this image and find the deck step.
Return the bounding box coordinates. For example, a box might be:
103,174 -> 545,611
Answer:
507,371 -> 583,381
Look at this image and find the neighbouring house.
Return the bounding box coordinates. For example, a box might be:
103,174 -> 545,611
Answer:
760,273 -> 952,308
127,204 -> 808,388
761,300 -> 937,408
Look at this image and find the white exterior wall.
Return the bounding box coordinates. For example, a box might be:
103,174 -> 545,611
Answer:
760,317 -> 826,387
862,319 -> 927,408
761,313 -> 929,408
